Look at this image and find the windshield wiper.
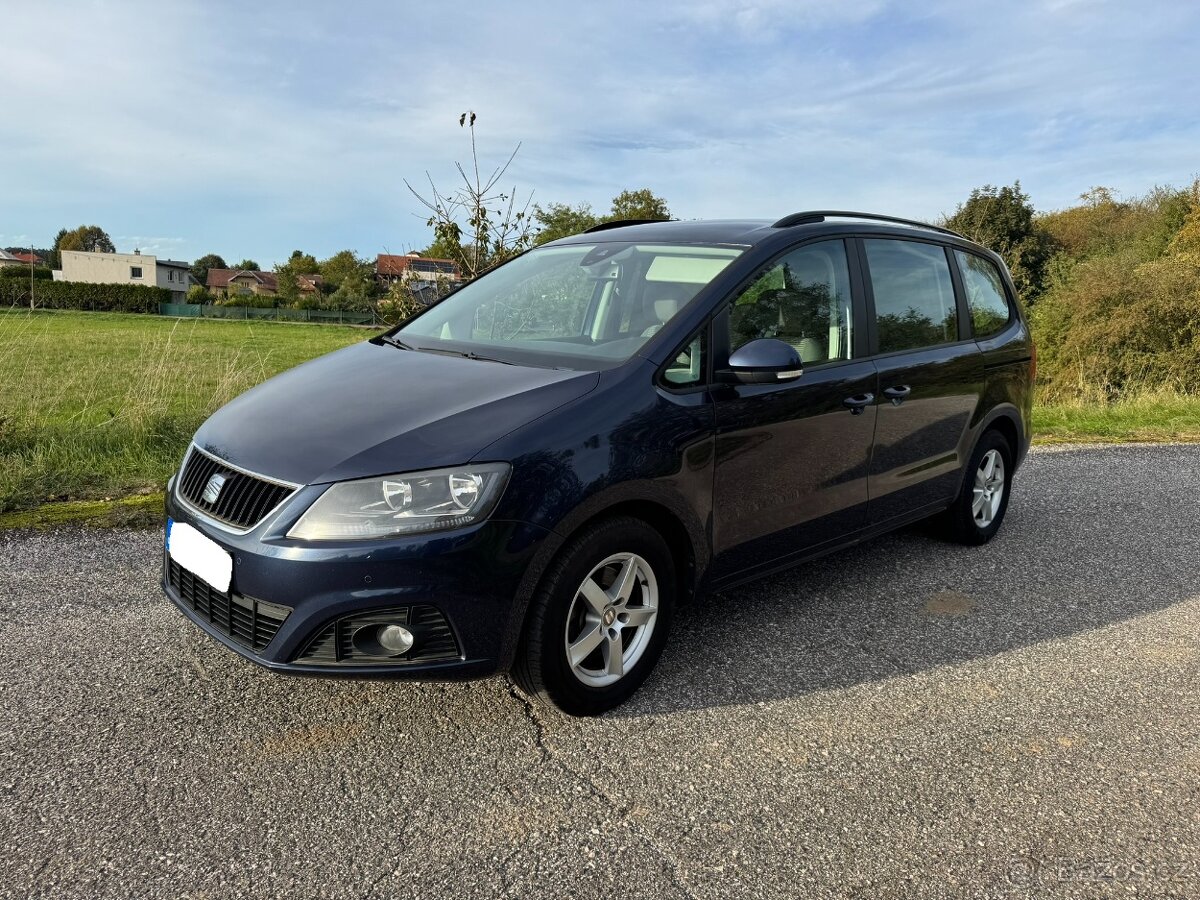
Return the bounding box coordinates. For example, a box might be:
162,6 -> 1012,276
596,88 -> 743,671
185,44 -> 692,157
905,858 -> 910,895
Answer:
425,347 -> 517,366
377,334 -> 417,350
378,336 -> 522,366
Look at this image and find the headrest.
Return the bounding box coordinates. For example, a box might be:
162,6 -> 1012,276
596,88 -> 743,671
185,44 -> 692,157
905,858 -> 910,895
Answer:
654,298 -> 681,321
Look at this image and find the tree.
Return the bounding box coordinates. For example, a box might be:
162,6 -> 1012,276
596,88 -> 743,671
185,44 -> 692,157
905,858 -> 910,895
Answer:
53,225 -> 115,264
284,250 -> 319,274
273,266 -> 299,306
234,258 -> 260,271
418,235 -> 465,260
406,112 -> 535,279
533,202 -> 600,245
190,253 -> 226,287
945,182 -> 1053,302
318,250 -> 367,289
609,188 -> 670,222
320,249 -> 379,310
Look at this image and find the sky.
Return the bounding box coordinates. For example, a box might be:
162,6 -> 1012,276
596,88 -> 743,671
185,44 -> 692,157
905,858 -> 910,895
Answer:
1,0 -> 1197,267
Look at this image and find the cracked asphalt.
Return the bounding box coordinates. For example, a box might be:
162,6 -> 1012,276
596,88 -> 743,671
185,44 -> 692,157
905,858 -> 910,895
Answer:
2,444 -> 1198,899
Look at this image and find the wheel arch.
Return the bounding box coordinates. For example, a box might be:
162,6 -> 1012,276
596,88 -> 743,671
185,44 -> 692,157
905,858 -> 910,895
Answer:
974,404 -> 1026,469
499,487 -> 708,669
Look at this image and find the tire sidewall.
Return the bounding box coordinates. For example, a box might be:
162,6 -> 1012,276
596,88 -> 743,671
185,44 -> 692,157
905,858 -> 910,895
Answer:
532,519 -> 675,715
958,430 -> 1014,543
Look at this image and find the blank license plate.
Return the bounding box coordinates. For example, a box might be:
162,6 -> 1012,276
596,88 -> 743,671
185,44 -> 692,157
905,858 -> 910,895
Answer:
166,518 -> 232,594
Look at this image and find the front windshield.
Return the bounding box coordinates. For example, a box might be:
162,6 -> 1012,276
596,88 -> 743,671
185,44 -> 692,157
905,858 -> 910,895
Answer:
397,242 -> 743,368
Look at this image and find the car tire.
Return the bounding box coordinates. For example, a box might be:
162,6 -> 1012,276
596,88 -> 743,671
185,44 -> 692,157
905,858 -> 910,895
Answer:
942,429 -> 1014,546
512,516 -> 675,716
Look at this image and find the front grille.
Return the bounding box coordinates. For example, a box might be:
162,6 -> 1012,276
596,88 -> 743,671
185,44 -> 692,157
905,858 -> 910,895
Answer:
177,446 -> 295,530
296,605 -> 460,666
168,558 -> 290,651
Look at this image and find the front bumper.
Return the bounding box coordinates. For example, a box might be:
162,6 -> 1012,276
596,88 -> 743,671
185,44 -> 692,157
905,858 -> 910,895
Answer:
161,480 -> 551,680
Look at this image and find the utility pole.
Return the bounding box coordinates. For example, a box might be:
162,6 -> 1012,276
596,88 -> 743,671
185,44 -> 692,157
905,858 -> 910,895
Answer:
30,243 -> 35,310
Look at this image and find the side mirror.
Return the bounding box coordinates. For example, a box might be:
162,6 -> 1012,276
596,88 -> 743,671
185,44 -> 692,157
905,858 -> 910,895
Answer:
720,338 -> 804,384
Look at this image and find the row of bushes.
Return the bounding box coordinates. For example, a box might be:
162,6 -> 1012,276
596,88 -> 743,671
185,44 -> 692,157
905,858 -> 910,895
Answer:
2,279 -> 170,312
0,266 -> 53,281
1029,184 -> 1200,401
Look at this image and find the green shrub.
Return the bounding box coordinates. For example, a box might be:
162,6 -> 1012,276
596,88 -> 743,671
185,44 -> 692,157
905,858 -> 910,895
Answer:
0,265 -> 53,280
1029,181 -> 1200,403
186,284 -> 212,304
2,280 -> 170,312
1032,250 -> 1200,400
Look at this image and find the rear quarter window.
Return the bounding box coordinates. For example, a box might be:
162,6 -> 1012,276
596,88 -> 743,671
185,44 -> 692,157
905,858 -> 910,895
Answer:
955,250 -> 1012,338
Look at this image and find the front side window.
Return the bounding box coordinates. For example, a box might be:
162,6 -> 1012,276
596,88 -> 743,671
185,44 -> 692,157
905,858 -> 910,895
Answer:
864,239 -> 957,354
130,266 -> 142,279
728,240 -> 853,366
398,242 -> 743,368
955,250 -> 1012,337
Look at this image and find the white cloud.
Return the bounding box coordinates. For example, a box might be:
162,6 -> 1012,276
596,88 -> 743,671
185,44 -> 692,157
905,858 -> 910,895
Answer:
114,236 -> 188,255
2,0 -> 1198,263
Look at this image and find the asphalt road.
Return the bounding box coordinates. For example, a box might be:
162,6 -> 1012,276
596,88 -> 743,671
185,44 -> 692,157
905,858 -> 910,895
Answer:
1,445 -> 1198,899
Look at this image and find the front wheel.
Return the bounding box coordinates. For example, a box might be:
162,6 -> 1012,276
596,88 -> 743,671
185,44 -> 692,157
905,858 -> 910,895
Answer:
942,429 -> 1013,545
512,517 -> 675,716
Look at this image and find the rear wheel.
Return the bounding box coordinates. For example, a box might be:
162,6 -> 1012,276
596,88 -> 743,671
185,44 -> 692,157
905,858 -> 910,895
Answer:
943,429 -> 1013,545
512,517 -> 675,716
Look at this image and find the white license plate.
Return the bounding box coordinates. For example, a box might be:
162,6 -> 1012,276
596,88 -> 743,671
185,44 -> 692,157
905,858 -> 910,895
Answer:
166,518 -> 232,594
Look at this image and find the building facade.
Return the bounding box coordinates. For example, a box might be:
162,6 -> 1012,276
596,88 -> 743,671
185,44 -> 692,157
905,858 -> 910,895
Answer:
57,250 -> 192,302
206,269 -> 323,299
375,253 -> 462,287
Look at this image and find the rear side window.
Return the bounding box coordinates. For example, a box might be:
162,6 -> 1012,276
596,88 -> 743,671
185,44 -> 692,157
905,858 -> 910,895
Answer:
863,239 -> 957,354
729,240 -> 854,366
955,250 -> 1012,337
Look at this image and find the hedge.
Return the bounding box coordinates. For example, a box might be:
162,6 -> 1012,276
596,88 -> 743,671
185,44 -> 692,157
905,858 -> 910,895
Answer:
0,266 -> 53,280
3,280 -> 170,312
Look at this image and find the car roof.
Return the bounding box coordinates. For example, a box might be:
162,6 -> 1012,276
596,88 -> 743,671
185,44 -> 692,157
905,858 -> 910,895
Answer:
545,213 -> 981,252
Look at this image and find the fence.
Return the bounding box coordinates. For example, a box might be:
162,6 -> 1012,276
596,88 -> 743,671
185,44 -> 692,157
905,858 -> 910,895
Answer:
158,303 -> 376,325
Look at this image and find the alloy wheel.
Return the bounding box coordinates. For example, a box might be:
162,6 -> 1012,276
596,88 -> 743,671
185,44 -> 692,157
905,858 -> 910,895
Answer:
563,553 -> 659,687
972,449 -> 1006,527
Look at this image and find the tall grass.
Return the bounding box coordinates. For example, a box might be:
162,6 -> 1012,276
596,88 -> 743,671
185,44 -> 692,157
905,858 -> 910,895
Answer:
0,309 -> 364,512
1034,387 -> 1200,443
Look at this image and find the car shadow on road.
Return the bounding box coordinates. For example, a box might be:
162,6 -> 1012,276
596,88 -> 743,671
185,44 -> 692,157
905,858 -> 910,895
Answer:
606,456 -> 1200,718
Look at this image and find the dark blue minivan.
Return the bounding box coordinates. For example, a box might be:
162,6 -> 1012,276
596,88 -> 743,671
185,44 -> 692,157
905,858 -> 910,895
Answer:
163,212 -> 1034,715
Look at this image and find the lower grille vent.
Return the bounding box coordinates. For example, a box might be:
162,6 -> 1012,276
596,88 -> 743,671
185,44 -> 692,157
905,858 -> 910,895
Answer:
296,605 -> 459,666
168,558 -> 290,651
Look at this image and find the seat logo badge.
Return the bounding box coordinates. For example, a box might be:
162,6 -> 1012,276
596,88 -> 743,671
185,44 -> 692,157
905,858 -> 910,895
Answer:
201,473 -> 228,505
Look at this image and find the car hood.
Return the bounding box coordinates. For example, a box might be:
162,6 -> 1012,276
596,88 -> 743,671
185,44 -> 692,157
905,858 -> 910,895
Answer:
192,341 -> 600,485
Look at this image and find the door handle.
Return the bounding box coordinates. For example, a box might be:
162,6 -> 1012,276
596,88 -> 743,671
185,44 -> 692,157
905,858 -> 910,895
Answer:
842,392 -> 874,415
883,384 -> 912,405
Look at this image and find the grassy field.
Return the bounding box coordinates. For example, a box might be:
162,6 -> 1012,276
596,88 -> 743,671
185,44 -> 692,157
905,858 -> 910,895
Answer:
0,309 -> 364,520
1,308 -> 1197,526
1033,393 -> 1200,443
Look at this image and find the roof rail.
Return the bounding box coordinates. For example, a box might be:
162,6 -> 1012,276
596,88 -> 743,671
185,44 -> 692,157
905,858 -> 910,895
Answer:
772,210 -> 964,238
582,218 -> 667,234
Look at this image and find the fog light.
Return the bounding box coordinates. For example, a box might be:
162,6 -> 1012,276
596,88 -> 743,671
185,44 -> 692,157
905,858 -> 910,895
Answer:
378,624 -> 414,654
351,623 -> 416,658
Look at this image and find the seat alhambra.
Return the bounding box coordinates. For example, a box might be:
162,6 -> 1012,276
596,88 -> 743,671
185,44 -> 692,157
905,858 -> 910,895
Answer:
163,211 -> 1034,715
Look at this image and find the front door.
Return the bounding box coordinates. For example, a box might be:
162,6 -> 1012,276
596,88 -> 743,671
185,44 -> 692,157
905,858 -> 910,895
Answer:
710,239 -> 878,580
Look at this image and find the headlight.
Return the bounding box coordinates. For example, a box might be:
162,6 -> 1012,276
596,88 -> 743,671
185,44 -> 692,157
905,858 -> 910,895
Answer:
287,462 -> 510,541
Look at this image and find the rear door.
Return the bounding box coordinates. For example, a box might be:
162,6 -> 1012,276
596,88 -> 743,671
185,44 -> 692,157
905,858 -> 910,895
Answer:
709,239 -> 878,580
857,237 -> 985,525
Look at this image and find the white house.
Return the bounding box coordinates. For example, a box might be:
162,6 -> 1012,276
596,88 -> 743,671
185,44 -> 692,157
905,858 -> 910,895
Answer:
57,250 -> 194,302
